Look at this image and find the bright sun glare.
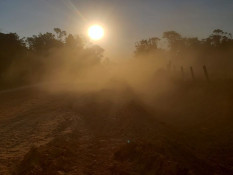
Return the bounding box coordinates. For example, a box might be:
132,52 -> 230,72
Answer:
88,25 -> 104,41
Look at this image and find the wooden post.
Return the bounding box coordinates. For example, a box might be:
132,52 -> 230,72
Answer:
203,65 -> 209,82
190,66 -> 195,81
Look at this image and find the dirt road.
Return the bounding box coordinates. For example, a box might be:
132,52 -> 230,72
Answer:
0,87 -> 72,174
0,85 -> 233,175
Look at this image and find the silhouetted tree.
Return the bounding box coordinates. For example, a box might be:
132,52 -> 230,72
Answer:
163,31 -> 184,55
135,37 -> 160,55
65,34 -> 83,49
0,33 -> 26,76
27,32 -> 63,55
54,28 -> 67,41
204,29 -> 233,49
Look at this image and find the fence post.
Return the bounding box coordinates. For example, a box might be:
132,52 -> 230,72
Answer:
190,66 -> 195,81
203,65 -> 210,82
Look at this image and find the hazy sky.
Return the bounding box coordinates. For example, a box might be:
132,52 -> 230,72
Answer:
1,0 -> 233,58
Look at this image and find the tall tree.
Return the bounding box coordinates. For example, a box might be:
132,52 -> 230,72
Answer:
54,28 -> 67,41
205,29 -> 233,48
65,34 -> 83,49
163,31 -> 183,52
135,37 -> 160,55
27,32 -> 63,55
0,33 -> 26,75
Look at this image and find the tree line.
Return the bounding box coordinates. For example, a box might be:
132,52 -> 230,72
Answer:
0,28 -> 104,88
135,29 -> 233,55
0,28 -> 233,89
135,29 -> 233,77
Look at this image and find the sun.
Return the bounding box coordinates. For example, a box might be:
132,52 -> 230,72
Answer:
88,25 -> 104,40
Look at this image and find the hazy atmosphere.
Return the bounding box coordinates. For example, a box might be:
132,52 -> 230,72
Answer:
0,1 -> 233,175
